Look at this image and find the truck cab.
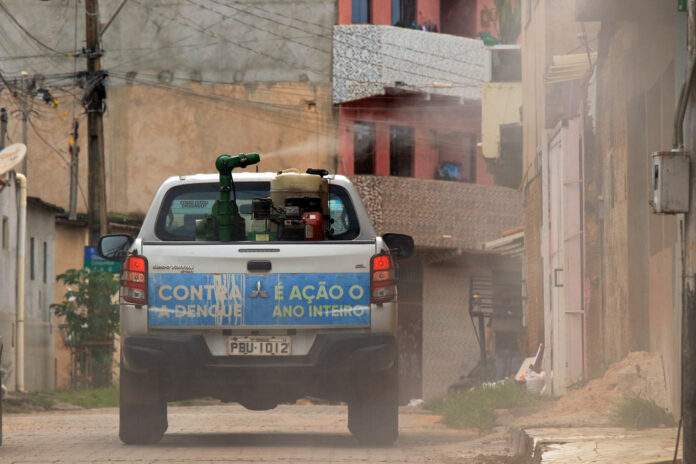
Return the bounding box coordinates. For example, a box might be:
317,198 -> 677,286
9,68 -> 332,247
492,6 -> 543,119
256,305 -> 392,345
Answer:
100,170 -> 413,445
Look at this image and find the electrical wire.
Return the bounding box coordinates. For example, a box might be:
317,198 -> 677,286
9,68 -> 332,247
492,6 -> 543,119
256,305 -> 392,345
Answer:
108,72 -> 482,149
100,0 -> 129,38
27,118 -> 69,165
222,0 -> 485,69
0,1 -> 78,58
185,0 -> 482,85
116,0 -> 481,93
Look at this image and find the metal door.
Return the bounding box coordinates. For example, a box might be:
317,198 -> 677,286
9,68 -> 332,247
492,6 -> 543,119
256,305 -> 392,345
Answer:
545,118 -> 584,394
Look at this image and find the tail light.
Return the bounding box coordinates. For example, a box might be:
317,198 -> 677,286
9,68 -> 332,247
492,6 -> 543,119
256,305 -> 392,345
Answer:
371,253 -> 396,303
121,255 -> 148,305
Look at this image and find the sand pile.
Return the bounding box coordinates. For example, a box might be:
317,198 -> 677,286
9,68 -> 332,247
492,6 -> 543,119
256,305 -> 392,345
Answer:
517,351 -> 668,427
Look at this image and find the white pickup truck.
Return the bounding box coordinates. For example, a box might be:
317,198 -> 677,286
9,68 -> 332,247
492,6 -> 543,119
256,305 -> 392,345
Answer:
99,168 -> 413,445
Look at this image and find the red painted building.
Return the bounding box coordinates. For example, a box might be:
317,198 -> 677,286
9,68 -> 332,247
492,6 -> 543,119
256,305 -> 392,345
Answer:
338,0 -> 499,38
338,92 -> 493,184
334,0 -> 502,185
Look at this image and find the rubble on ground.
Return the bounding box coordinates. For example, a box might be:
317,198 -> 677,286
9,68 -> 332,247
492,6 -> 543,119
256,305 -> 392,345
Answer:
515,351 -> 669,427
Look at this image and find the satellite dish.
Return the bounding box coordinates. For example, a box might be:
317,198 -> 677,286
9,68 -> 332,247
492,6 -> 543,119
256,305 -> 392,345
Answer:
0,143 -> 27,175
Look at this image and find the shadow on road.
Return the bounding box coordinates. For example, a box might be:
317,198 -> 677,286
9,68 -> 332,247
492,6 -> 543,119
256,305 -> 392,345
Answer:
158,432 -> 363,448
152,430 -> 477,449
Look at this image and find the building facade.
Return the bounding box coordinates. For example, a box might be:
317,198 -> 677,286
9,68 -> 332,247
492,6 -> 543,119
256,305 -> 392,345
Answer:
520,0 -> 685,414
0,0 -> 525,397
0,173 -> 57,391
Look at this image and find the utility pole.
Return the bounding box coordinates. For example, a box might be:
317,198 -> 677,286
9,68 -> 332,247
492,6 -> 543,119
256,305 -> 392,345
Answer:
84,0 -> 108,246
0,107 -> 7,150
68,119 -> 79,220
20,71 -> 28,174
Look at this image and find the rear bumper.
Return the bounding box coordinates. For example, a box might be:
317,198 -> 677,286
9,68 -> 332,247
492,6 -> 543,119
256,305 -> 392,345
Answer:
121,332 -> 396,402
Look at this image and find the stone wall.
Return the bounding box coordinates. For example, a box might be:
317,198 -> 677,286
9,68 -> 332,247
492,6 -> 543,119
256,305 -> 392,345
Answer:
349,175 -> 523,250
333,24 -> 487,104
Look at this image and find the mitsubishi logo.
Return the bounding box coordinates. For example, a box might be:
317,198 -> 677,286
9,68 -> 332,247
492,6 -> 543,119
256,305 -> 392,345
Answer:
249,280 -> 269,298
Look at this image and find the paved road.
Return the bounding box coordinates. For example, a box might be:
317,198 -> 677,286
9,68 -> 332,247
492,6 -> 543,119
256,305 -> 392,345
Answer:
0,404 -> 512,463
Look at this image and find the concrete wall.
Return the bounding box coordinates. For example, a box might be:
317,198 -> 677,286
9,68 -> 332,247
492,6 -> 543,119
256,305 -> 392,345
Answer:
53,221 -> 89,390
421,252 -> 520,399
24,202 -> 57,391
0,1 -> 335,84
520,0 -> 597,379
589,2 -> 683,413
482,82 -> 522,158
0,0 -> 338,216
0,173 -> 18,390
0,192 -> 56,391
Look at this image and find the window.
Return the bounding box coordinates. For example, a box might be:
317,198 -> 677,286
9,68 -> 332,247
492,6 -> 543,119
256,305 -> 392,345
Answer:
328,187 -> 360,240
392,0 -> 416,26
435,132 -> 476,183
1,216 -> 8,250
155,182 -> 360,241
353,121 -> 376,174
43,241 -> 47,283
389,126 -> 414,177
352,0 -> 371,24
30,237 -> 35,281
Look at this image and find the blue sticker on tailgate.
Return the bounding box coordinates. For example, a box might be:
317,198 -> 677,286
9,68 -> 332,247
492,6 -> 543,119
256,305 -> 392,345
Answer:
148,273 -> 371,327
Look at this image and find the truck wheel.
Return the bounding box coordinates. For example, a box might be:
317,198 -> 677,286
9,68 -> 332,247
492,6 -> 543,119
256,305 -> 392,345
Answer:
119,367 -> 167,445
348,366 -> 398,446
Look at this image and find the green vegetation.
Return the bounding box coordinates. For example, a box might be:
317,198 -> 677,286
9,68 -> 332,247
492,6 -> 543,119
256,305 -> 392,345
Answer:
3,388 -> 217,413
425,382 -> 552,431
52,269 -> 120,387
3,388 -> 118,413
611,396 -> 676,429
495,0 -> 521,44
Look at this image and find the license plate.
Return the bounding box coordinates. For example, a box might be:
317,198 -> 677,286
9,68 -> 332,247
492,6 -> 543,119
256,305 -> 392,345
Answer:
228,336 -> 291,356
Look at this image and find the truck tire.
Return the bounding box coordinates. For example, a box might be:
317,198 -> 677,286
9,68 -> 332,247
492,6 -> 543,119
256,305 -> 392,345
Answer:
119,366 -> 167,445
347,365 -> 398,446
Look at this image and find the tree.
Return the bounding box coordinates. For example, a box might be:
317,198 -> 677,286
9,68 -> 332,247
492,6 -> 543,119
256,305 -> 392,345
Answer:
51,269 -> 119,387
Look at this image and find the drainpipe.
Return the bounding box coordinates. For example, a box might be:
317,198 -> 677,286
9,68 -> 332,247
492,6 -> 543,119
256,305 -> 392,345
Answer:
15,173 -> 26,392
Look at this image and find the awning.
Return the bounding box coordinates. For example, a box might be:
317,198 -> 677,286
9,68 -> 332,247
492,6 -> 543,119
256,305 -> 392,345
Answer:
483,229 -> 524,256
545,53 -> 597,84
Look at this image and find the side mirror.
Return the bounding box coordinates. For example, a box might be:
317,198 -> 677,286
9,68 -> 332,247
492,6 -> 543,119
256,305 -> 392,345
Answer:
98,234 -> 134,262
383,233 -> 414,259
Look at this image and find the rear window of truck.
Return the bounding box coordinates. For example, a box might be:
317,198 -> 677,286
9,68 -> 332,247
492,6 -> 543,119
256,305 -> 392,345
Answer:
154,182 -> 360,241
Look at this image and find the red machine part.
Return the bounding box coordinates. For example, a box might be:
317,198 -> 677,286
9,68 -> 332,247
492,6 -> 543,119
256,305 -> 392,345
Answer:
302,212 -> 324,241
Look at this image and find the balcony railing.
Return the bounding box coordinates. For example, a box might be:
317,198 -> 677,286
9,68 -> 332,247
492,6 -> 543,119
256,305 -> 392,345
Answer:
349,175 -> 522,251
333,25 -> 487,104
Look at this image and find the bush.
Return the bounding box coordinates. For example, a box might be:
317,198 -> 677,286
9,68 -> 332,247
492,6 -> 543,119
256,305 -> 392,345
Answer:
426,382 -> 551,431
611,396 -> 675,429
51,269 -> 119,387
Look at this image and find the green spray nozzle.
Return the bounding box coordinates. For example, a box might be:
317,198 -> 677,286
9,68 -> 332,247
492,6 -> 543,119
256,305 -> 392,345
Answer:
207,153 -> 261,242
215,153 -> 260,175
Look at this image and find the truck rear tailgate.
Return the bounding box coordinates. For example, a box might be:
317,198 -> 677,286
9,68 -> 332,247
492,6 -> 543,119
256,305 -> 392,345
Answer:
143,241 -> 375,329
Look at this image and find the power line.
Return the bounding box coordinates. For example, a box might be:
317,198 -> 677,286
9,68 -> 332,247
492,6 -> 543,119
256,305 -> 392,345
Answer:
100,0 -> 129,38
0,1 -> 78,58
186,0 -> 482,85
108,72 -> 482,137
222,0 -> 485,69
27,117 -> 69,165
120,5 -> 478,98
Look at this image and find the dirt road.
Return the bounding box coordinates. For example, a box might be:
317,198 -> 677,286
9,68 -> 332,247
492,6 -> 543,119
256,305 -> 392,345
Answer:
0,404 -> 513,463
